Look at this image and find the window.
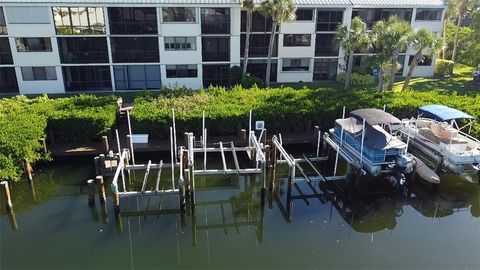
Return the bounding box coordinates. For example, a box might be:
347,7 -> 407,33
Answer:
352,9 -> 412,28
241,34 -> 277,57
315,34 -> 339,56
408,55 -> 432,66
201,8 -> 230,34
166,65 -> 198,78
282,58 -> 310,72
162,7 -> 196,22
316,10 -> 343,32
295,9 -> 313,21
283,34 -> 311,47
0,67 -> 19,94
21,67 -> 57,81
52,7 -> 105,35
16,38 -> 52,52
164,37 -> 196,51
114,65 -> 160,90
108,7 -> 157,35
62,66 -> 112,92
0,38 -> 13,64
202,64 -> 230,87
111,37 -> 159,63
313,59 -> 338,81
416,9 -> 442,21
241,59 -> 277,83
58,37 -> 109,63
241,11 -> 274,32
202,37 -> 230,62
0,7 -> 7,35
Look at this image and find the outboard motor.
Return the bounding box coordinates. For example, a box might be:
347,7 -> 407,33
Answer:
395,154 -> 414,174
388,172 -> 406,187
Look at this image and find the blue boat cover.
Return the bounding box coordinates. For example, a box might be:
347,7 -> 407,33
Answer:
418,105 -> 475,122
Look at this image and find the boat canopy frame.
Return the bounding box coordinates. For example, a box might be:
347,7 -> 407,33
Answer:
417,104 -> 476,134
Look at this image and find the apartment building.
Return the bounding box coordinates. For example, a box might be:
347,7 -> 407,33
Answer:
0,0 -> 446,94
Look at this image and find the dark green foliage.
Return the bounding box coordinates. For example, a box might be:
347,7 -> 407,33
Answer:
337,72 -> 375,86
241,73 -> 264,88
229,66 -> 242,86
435,59 -> 455,77
132,86 -> 480,140
0,94 -> 117,181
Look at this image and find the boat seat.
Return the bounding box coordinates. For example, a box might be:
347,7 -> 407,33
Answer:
431,122 -> 458,140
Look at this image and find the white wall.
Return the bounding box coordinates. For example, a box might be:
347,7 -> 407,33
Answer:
5,10 -> 65,94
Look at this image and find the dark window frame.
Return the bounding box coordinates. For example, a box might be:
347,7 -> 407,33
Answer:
415,9 -> 443,21
202,64 -> 230,87
202,36 -> 230,62
283,34 -> 311,47
315,33 -> 339,56
52,7 -> 106,35
58,37 -> 109,64
282,58 -> 310,72
108,7 -> 158,35
352,8 -> 412,29
113,65 -> 161,90
16,37 -> 52,52
0,37 -> 13,64
316,9 -> 344,32
62,65 -> 112,92
110,37 -> 160,63
313,58 -> 338,81
408,55 -> 432,66
164,36 -> 196,51
162,7 -> 196,23
240,33 -> 278,58
0,7 -> 7,35
201,8 -> 230,34
166,64 -> 198,78
21,66 -> 57,81
241,10 -> 275,33
0,67 -> 19,94
295,9 -> 314,21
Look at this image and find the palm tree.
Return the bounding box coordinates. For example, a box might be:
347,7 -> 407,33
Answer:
402,28 -> 442,91
441,0 -> 459,59
336,17 -> 369,91
451,0 -> 476,62
260,0 -> 296,87
372,16 -> 413,91
242,0 -> 255,74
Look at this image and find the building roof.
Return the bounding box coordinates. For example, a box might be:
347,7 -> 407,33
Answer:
349,0 -> 446,7
0,0 -> 446,6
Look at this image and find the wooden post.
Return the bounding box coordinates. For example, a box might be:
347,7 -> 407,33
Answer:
263,129 -> 268,145
95,175 -> 106,204
113,193 -> 120,213
99,154 -> 106,174
102,136 -> 109,154
115,211 -> 124,233
94,156 -> 100,175
1,181 -> 13,212
270,144 -> 278,191
314,126 -> 319,138
39,138 -> 47,154
240,129 -> 247,143
8,212 -> 18,231
87,179 -> 95,207
23,158 -> 33,183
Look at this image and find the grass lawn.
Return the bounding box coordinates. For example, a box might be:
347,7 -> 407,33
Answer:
392,63 -> 478,93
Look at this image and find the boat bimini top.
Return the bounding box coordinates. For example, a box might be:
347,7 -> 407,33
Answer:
418,105 -> 476,133
350,108 -> 402,125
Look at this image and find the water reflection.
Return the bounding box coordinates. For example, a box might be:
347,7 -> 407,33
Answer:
271,173 -> 480,233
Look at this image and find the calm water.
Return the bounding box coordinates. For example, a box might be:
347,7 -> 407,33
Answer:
1,155 -> 479,270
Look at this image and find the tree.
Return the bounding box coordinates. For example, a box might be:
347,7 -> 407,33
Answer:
242,0 -> 255,74
260,0 -> 296,87
372,16 -> 413,91
336,17 -> 369,91
442,0 -> 460,58
402,28 -> 442,91
451,0 -> 478,61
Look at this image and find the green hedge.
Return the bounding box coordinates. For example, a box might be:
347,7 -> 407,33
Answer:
132,86 -> 480,139
0,94 -> 118,181
336,72 -> 375,86
435,59 -> 455,77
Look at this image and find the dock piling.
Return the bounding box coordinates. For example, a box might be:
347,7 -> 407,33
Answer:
240,129 -> 247,143
102,136 -> 110,154
95,175 -> 106,204
87,179 -> 95,207
1,181 -> 13,212
39,138 -> 47,154
23,158 -> 33,183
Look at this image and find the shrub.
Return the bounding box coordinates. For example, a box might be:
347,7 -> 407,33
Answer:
435,59 -> 454,77
241,73 -> 264,88
229,66 -> 242,86
336,72 -> 374,86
